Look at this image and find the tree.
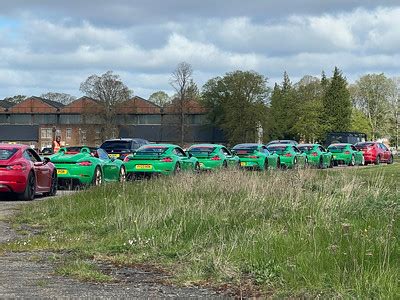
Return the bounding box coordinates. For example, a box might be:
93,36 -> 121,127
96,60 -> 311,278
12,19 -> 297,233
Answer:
322,67 -> 351,134
352,73 -> 393,140
389,77 -> 400,149
350,108 -> 372,137
148,91 -> 171,107
268,72 -> 298,140
3,95 -> 27,104
292,76 -> 324,142
201,70 -> 269,145
80,71 -> 132,139
41,92 -> 76,105
170,62 -> 196,144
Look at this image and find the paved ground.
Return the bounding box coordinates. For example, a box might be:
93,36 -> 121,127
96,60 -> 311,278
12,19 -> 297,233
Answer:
0,191 -> 222,298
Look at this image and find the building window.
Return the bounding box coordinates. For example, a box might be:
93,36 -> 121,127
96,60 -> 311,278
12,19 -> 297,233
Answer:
66,128 -> 72,139
79,129 -> 87,145
41,128 -> 53,139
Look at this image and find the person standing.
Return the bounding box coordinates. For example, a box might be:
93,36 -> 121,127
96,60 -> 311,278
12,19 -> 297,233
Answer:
52,135 -> 61,153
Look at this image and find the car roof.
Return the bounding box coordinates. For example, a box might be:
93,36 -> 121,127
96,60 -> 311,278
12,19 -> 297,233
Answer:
329,143 -> 351,147
0,143 -> 27,150
190,144 -> 223,148
103,138 -> 147,142
266,143 -> 291,147
298,144 -> 319,147
233,143 -> 261,147
139,143 -> 179,148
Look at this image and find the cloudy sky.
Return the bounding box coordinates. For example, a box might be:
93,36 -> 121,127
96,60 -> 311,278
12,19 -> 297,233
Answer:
1,0 -> 400,99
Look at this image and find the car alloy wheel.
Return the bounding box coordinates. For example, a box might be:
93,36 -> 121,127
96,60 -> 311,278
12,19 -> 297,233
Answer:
194,162 -> 201,173
93,167 -> 102,186
19,172 -> 36,201
388,155 -> 394,164
119,166 -> 126,182
350,155 -> 355,166
263,159 -> 268,171
45,171 -> 57,196
174,162 -> 181,174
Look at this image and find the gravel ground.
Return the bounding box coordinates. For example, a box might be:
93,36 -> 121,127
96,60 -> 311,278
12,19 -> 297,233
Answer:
0,192 -> 223,298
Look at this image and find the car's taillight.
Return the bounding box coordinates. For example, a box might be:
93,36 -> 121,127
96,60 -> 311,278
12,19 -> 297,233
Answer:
311,152 -> 318,156
211,156 -> 221,161
161,157 -> 173,162
344,151 -> 351,154
77,161 -> 92,166
123,156 -> 131,162
248,155 -> 259,159
285,153 -> 292,157
6,164 -> 26,171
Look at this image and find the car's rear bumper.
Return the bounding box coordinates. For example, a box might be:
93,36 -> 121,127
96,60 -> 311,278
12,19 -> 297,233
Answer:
238,158 -> 263,169
196,159 -> 223,170
0,172 -> 27,193
331,153 -> 351,164
54,165 -> 94,185
125,161 -> 174,175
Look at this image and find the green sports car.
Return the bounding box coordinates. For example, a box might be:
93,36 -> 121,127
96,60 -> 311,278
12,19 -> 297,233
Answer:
50,146 -> 126,187
266,144 -> 308,169
231,143 -> 280,170
327,143 -> 365,166
298,144 -> 333,169
187,144 -> 240,170
124,144 -> 200,177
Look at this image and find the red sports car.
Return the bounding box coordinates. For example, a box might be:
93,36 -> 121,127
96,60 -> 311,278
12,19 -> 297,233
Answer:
0,144 -> 57,200
355,142 -> 394,165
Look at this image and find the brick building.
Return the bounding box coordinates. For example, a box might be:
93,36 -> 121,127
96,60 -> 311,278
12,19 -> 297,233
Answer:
0,96 -> 226,150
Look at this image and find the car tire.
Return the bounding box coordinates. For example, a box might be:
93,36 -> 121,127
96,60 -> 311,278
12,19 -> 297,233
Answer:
276,158 -> 281,169
173,162 -> 181,174
44,170 -> 57,197
119,166 -> 126,182
375,155 -> 381,165
263,159 -> 268,171
348,155 -> 355,166
18,171 -> 36,201
92,166 -> 103,186
292,157 -> 298,169
222,160 -> 228,169
318,157 -> 324,169
387,155 -> 394,164
329,157 -> 334,168
194,162 -> 201,173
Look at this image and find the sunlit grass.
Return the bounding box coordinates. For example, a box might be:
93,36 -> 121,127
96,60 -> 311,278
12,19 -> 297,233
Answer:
3,165 -> 399,297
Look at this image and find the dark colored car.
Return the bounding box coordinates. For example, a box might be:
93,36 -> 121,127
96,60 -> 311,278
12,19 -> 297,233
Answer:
266,140 -> 298,146
355,142 -> 393,165
40,147 -> 54,156
0,144 -> 57,200
100,138 -> 149,160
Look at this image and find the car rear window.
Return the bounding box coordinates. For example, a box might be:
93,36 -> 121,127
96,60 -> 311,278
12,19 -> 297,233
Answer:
136,146 -> 168,154
355,142 -> 374,149
298,145 -> 314,152
328,145 -> 347,152
232,145 -> 258,154
0,148 -> 18,160
189,146 -> 215,153
266,146 -> 288,153
101,141 -> 131,150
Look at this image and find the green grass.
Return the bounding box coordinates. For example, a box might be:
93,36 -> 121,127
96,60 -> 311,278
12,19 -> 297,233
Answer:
3,164 -> 399,297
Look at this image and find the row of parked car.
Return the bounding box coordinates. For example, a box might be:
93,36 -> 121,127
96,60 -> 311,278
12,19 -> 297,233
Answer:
0,138 -> 394,200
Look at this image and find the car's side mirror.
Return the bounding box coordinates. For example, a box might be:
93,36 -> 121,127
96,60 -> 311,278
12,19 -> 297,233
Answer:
43,157 -> 50,164
187,152 -> 193,158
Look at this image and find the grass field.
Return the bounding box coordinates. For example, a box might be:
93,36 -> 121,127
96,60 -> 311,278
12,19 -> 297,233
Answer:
3,164 -> 399,297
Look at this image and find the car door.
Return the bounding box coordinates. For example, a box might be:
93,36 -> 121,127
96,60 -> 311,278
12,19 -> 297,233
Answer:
97,149 -> 119,181
262,146 -> 276,165
173,147 -> 193,170
25,149 -> 51,191
319,146 -> 330,165
293,146 -> 305,164
351,145 -> 362,164
379,143 -> 390,161
221,147 -> 235,166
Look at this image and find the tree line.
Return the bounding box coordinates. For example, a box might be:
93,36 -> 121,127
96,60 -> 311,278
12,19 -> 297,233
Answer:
2,63 -> 399,148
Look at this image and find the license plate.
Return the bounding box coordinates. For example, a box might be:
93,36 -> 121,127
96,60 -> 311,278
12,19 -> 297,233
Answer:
57,169 -> 68,175
240,162 -> 247,166
109,153 -> 120,158
135,164 -> 153,170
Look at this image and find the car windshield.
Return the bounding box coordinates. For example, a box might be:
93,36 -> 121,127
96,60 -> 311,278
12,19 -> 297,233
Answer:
232,145 -> 258,154
101,141 -> 131,150
136,146 -> 167,154
0,148 -> 18,160
266,146 -> 288,153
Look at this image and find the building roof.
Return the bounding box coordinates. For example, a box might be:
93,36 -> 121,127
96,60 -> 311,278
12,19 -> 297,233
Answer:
33,96 -> 65,109
0,100 -> 14,109
0,125 -> 39,141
